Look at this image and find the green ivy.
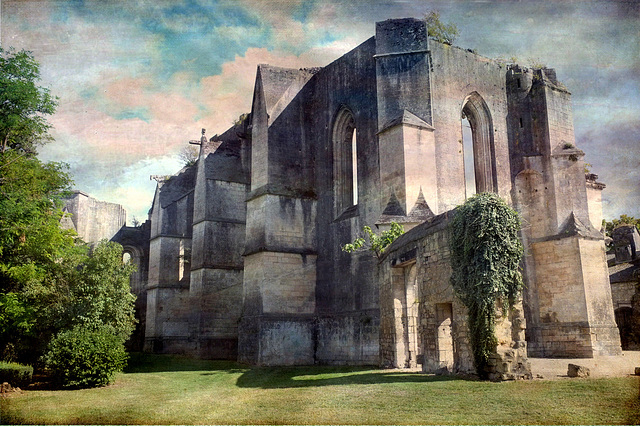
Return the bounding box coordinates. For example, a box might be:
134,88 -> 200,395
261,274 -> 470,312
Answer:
449,193 -> 523,378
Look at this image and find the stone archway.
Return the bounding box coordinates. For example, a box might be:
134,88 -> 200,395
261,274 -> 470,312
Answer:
122,245 -> 146,352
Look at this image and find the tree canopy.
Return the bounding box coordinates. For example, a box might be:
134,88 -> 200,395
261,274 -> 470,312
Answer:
603,214 -> 640,237
0,47 -> 136,377
0,47 -> 58,154
424,11 -> 459,45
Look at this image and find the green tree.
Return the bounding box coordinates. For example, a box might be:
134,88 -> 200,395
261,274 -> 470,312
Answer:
424,10 -> 459,45
66,241 -> 136,340
603,214 -> 640,237
0,155 -> 136,361
0,47 -> 58,154
342,222 -> 404,259
0,48 -> 136,376
449,193 -> 523,378
0,151 -> 82,360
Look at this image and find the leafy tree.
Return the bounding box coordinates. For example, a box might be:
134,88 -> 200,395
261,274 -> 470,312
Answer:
424,11 -> 459,45
449,193 -> 523,378
0,48 -> 136,375
0,47 -> 58,154
0,150 -> 79,359
65,241 -> 136,340
0,154 -> 136,362
342,222 -> 404,259
603,214 -> 640,237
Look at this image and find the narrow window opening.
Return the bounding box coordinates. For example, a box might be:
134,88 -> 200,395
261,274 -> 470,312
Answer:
519,117 -> 523,128
517,78 -> 521,88
333,107 -> 358,217
461,92 -> 496,195
461,117 -> 476,199
351,128 -> 358,206
178,240 -> 185,281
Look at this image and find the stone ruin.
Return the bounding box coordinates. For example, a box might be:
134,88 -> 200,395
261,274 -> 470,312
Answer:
105,18 -> 621,379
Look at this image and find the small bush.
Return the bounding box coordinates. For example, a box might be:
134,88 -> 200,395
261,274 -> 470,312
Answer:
0,361 -> 33,387
43,326 -> 128,389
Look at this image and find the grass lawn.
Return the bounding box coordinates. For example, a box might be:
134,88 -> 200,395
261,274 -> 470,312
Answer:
1,353 -> 639,425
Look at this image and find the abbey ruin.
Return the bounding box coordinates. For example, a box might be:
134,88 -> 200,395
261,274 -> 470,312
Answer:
89,18 -> 624,379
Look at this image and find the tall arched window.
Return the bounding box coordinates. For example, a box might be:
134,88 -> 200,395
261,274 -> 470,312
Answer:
333,107 -> 358,216
461,117 -> 476,199
461,92 -> 496,195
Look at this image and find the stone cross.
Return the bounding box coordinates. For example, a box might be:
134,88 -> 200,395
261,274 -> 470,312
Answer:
189,128 -> 206,145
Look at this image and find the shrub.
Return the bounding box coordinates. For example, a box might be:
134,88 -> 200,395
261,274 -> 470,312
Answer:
0,361 -> 33,387
42,326 -> 128,389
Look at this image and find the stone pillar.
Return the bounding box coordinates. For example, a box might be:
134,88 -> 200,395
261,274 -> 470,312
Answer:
510,68 -> 621,357
375,18 -> 437,220
144,189 -> 194,354
240,193 -> 317,365
377,111 -> 438,219
189,133 -> 246,359
239,70 -> 318,365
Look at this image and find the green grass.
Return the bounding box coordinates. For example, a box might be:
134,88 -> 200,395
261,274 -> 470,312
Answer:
1,353 -> 639,424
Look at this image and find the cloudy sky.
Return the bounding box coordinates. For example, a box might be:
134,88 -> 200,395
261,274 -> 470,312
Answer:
2,0 -> 638,223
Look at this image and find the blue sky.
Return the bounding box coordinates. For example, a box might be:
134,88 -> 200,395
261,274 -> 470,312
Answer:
2,0 -> 638,223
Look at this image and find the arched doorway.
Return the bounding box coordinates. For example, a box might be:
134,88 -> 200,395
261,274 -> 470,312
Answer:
615,307 -> 633,350
392,263 -> 421,368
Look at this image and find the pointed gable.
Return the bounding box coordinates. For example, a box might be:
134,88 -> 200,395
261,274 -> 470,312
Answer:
377,109 -> 434,135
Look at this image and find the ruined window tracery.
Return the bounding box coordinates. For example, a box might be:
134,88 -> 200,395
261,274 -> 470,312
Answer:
333,107 -> 358,217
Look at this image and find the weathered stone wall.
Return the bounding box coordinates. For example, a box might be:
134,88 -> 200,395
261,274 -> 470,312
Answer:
315,310 -> 380,365
145,166 -> 195,354
586,175 -> 605,231
380,212 -> 530,380
112,222 -> 151,351
526,236 -> 621,357
189,133 -> 249,359
612,282 -> 636,309
506,61 -> 621,357
239,35 -> 383,365
63,191 -> 126,244
429,42 -> 512,211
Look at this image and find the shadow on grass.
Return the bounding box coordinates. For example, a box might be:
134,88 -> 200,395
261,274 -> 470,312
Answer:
123,352 -> 246,374
235,365 -> 475,389
125,353 -> 474,389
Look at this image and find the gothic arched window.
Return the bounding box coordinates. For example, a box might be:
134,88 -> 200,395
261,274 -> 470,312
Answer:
333,107 -> 358,216
461,92 -> 497,196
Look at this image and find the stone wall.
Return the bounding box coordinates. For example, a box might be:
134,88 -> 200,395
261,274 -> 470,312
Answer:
62,191 -> 126,244
526,236 -> 621,357
429,41 -> 512,210
611,282 -> 636,309
112,222 -> 151,352
139,17 -> 622,367
380,212 -> 531,380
